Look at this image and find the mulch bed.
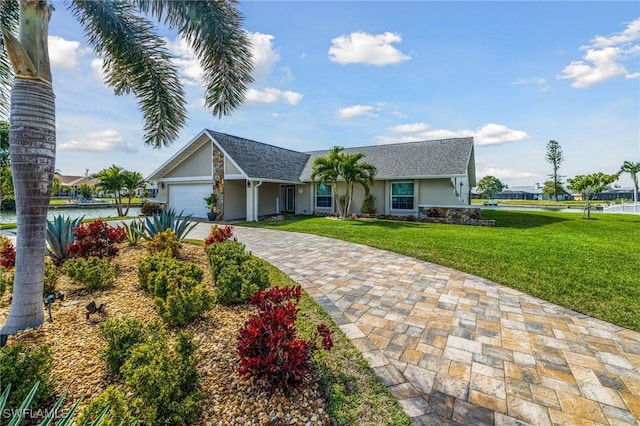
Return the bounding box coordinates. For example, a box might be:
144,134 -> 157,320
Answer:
0,243 -> 332,425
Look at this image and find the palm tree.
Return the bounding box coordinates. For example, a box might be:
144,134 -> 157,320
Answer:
121,170 -> 146,216
94,165 -> 126,216
0,0 -> 252,334
311,147 -> 377,219
340,152 -> 376,217
619,161 -> 640,204
311,146 -> 345,217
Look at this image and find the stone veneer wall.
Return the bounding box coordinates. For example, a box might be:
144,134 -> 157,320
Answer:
212,145 -> 225,220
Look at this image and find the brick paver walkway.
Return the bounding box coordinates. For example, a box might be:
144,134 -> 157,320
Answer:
191,224 -> 640,425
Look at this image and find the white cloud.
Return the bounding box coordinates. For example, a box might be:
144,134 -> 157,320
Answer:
249,32 -> 280,82
338,104 -> 377,119
559,18 -> 640,88
90,58 -> 106,82
59,129 -> 137,153
377,123 -> 529,146
245,88 -> 303,105
329,31 -> 411,66
474,123 -> 529,145
391,123 -> 430,133
478,168 -> 537,180
49,36 -> 81,70
163,32 -> 280,86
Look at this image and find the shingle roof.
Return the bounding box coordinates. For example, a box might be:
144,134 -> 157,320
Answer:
299,138 -> 474,181
207,130 -> 310,182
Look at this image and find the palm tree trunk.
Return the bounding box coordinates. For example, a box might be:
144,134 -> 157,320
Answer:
1,78 -> 55,334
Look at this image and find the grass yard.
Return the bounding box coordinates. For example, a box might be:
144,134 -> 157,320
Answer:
242,211 -> 640,332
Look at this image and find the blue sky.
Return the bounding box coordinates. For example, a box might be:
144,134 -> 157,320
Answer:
46,1 -> 639,188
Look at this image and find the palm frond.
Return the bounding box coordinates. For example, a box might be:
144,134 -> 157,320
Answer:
68,0 -> 186,148
0,0 -> 18,121
133,0 -> 253,116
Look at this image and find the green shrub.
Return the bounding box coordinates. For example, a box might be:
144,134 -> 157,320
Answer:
154,278 -> 213,327
0,344 -> 54,410
62,257 -> 119,291
43,256 -> 60,295
361,193 -> 377,214
147,229 -> 180,257
99,317 -> 147,375
138,255 -> 203,296
137,254 -> 170,291
77,385 -> 134,426
121,330 -> 202,425
215,260 -> 270,306
138,255 -> 210,326
207,241 -> 250,280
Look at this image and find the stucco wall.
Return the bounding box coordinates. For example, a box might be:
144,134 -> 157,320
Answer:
225,158 -> 241,174
257,183 -> 281,217
224,180 -> 247,220
166,142 -> 211,178
418,178 -> 463,206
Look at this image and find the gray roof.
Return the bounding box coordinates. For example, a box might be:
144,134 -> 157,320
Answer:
208,130 -> 310,182
299,138 -> 475,181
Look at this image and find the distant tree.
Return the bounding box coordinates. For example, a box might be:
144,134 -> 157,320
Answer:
77,183 -> 94,200
542,180 -> 565,200
476,176 -> 505,200
567,172 -> 618,219
618,161 -> 640,204
0,121 -> 13,210
94,165 -> 126,216
51,173 -> 62,197
545,140 -> 564,201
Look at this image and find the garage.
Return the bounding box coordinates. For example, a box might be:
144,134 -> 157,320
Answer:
169,183 -> 212,219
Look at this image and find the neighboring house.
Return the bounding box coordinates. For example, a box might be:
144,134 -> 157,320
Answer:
573,187 -> 636,201
493,183 -> 573,201
145,129 -> 476,221
54,174 -> 99,197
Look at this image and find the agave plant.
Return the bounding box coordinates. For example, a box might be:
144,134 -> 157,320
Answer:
134,208 -> 197,241
0,382 -> 107,426
122,220 -> 146,245
46,215 -> 84,264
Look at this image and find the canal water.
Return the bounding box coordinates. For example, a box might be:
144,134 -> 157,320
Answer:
0,207 -> 142,224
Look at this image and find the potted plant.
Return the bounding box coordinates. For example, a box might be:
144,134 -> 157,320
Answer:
204,193 -> 218,221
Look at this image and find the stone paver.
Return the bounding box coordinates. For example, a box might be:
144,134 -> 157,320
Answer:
190,224 -> 640,425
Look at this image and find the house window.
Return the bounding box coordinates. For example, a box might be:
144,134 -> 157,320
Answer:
316,184 -> 332,208
391,182 -> 414,210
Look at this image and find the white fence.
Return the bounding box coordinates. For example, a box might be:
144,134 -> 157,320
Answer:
603,202 -> 640,215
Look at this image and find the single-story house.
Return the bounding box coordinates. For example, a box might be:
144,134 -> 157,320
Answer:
493,184 -> 573,201
145,129 -> 476,221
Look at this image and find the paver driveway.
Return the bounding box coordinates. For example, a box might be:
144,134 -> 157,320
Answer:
190,224 -> 640,425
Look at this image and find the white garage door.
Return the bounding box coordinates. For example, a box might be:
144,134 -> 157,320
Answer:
169,183 -> 212,219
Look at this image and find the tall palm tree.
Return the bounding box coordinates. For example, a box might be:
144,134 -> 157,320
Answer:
0,0 -> 252,334
94,165 -> 126,216
121,170 -> 146,216
340,152 -> 376,218
619,161 -> 640,204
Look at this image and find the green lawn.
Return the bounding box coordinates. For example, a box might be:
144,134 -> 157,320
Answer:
242,211 -> 640,332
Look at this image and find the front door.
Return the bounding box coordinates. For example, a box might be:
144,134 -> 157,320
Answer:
285,185 -> 295,213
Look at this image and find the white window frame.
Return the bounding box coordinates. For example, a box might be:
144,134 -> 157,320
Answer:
391,181 -> 415,210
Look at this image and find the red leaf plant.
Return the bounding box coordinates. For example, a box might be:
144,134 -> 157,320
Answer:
203,224 -> 236,247
237,285 -> 333,392
67,219 -> 126,259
